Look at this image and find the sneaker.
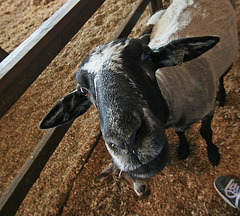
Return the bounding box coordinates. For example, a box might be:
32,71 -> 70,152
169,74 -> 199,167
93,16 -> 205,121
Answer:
214,176 -> 240,210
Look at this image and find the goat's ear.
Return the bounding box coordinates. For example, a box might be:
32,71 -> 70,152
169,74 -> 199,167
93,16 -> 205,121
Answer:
39,90 -> 92,129
151,36 -> 220,68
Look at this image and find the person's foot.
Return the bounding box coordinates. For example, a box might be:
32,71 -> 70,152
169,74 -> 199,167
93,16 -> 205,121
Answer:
214,176 -> 240,210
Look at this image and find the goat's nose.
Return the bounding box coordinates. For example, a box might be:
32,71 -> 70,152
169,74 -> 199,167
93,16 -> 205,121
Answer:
102,113 -> 142,153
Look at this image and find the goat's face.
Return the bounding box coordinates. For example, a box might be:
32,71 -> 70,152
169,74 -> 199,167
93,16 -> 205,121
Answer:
76,39 -> 169,178
39,36 -> 219,179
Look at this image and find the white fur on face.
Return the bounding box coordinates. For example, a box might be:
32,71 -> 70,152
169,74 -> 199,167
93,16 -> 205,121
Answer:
81,40 -> 130,75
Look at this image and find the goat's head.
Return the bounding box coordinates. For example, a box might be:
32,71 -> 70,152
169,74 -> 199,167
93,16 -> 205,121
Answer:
39,36 -> 219,179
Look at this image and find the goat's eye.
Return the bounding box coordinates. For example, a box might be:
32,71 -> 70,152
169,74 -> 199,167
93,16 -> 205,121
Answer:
108,143 -> 116,149
141,50 -> 151,60
79,87 -> 88,96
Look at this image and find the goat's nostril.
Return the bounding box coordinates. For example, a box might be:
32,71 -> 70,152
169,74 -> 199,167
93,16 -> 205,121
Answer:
130,120 -> 142,147
126,119 -> 142,164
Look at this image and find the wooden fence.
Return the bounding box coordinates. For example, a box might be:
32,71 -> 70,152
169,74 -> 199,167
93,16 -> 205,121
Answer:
0,0 -> 163,215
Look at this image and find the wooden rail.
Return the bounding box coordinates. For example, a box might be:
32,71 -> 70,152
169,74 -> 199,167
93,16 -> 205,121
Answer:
0,0 -> 163,215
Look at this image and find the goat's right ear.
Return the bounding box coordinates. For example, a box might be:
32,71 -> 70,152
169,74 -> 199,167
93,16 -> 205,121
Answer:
151,36 -> 220,68
39,89 -> 92,129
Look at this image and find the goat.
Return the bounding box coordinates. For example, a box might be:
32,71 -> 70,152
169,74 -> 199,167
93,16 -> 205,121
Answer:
39,0 -> 238,197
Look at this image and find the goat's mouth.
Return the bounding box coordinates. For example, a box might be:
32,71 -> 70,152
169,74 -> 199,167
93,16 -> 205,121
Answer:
108,139 -> 169,179
126,141 -> 169,179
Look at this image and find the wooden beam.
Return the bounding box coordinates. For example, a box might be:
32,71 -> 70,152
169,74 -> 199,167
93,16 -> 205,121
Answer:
114,0 -> 151,39
0,0 -> 105,120
149,0 -> 163,15
0,48 -> 8,62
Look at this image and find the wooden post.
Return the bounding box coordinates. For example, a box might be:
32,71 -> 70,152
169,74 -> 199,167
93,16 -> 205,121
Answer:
114,0 -> 151,39
149,0 -> 163,15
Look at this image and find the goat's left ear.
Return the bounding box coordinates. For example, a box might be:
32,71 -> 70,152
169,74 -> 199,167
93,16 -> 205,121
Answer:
39,89 -> 92,129
151,36 -> 220,68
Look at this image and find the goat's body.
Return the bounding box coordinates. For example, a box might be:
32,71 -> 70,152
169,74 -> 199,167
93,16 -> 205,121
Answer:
149,0 -> 238,130
40,0 -> 238,196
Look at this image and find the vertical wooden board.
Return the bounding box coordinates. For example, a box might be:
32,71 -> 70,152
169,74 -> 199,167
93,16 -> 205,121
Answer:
149,0 -> 163,14
114,0 -> 151,39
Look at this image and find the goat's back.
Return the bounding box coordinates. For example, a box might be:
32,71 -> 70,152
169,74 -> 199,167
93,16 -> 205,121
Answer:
149,0 -> 238,76
149,0 -> 238,130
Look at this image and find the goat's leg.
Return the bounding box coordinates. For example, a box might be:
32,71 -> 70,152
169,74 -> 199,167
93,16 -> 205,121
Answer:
94,162 -> 117,183
216,76 -> 226,106
200,113 -> 220,166
94,162 -> 150,197
176,131 -> 190,160
216,65 -> 232,106
120,172 -> 150,198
